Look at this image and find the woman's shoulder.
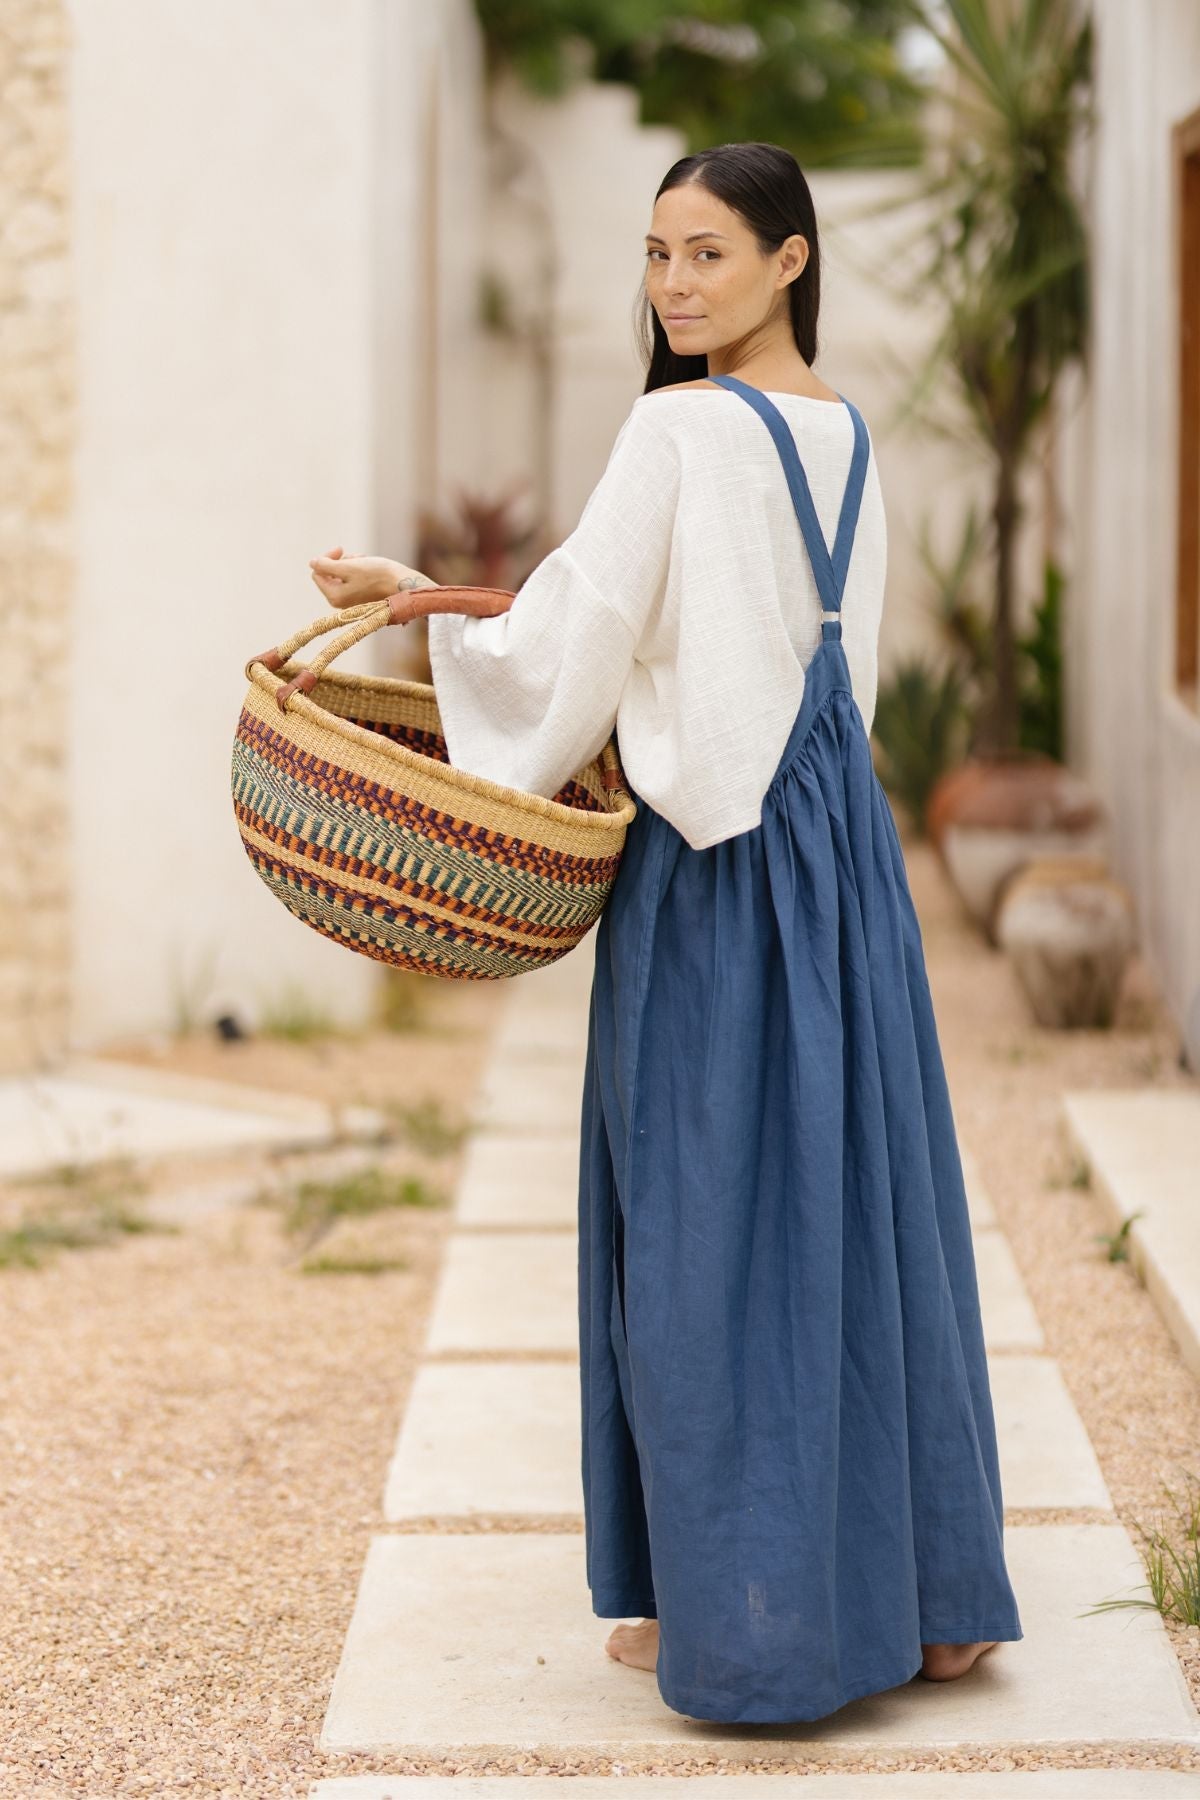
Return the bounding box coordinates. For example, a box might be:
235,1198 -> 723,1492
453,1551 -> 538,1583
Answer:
631,379 -> 723,415
639,379 -> 724,397
631,380 -> 869,432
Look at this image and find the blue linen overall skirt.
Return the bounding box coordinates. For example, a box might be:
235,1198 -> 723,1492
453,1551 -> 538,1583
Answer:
577,373 -> 1023,1726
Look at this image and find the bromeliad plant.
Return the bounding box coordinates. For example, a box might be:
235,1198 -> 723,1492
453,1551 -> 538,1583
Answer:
402,485 -> 558,684
415,484 -> 556,596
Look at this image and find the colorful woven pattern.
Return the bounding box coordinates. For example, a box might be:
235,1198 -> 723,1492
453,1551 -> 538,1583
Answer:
232,594 -> 637,980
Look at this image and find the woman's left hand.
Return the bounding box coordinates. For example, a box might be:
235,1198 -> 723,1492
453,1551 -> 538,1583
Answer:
309,545 -> 433,609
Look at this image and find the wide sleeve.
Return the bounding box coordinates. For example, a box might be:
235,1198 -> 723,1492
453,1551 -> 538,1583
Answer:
426,401 -> 680,800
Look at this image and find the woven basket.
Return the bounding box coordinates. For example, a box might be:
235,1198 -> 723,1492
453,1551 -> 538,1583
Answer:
231,586 -> 637,980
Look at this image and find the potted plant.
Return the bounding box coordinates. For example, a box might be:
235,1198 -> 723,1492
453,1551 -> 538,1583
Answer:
869,0 -> 1099,934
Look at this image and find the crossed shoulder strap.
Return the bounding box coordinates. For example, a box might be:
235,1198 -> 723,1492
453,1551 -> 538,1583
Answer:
707,373 -> 869,619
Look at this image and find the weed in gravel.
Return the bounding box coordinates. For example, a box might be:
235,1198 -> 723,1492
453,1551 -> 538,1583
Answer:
0,1214 -> 109,1268
0,1159 -> 168,1270
378,1096 -> 471,1156
1081,1470 -> 1200,1627
257,984 -> 357,1043
298,1253 -> 412,1276
275,1161 -> 447,1265
375,970 -> 431,1034
1044,1148 -> 1092,1192
1093,1210 -> 1145,1264
281,1162 -> 447,1235
987,1038 -> 1048,1065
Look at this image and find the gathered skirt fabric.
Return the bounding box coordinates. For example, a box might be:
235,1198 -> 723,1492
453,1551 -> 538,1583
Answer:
577,631 -> 1024,1726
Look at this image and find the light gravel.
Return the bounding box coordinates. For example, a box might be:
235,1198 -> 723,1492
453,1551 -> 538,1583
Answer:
2,836 -> 1198,1796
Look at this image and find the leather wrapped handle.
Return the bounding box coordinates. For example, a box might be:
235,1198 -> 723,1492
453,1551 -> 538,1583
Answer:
246,584 -> 518,711
390,583 -> 517,623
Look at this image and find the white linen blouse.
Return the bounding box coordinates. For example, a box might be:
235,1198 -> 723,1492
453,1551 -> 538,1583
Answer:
425,385 -> 887,851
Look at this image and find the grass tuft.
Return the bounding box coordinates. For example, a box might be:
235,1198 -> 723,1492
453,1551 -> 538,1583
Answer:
1081,1470 -> 1200,1627
282,1163 -> 447,1238
257,984 -> 352,1043
298,1253 -> 411,1276
1093,1210 -> 1144,1264
379,1096 -> 471,1157
0,1159 -> 166,1270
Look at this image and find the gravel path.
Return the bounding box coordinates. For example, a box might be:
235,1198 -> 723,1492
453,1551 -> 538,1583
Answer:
2,838 -> 1198,1795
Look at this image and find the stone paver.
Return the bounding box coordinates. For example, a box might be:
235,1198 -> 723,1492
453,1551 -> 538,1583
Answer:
988,1356 -> 1112,1511
491,996 -> 591,1058
383,1351 -> 1106,1522
424,1226 -> 1043,1359
1062,1089 -> 1200,1384
318,1526 -> 1200,1754
383,1361 -> 581,1519
423,1232 -> 577,1355
454,1130 -> 579,1229
0,1057 -> 382,1180
961,1143 -> 998,1228
974,1228 -> 1045,1350
311,1776 -> 1200,1799
469,1056 -> 588,1135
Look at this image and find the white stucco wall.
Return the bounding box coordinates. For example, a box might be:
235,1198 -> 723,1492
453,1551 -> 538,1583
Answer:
64,0 -> 487,1046
484,73 -> 686,532
1069,0 -> 1200,1058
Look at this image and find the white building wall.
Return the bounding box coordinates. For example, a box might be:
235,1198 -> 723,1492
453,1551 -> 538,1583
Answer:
1069,0 -> 1200,1057
478,73 -> 683,532
0,0 -> 74,1074
63,0 -> 488,1046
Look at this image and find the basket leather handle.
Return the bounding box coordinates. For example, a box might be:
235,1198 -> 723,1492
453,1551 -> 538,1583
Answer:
597,739 -> 631,796
245,584 -> 518,712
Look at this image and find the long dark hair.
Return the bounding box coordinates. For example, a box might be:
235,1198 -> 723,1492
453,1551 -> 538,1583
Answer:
634,142 -> 821,396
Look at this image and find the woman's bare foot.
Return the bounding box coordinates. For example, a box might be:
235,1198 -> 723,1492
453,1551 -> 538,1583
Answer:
919,1639 -> 999,1681
604,1617 -> 659,1671
603,1620 -> 998,1682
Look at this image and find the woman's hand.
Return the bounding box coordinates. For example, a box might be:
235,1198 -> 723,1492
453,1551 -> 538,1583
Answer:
309,545 -> 436,609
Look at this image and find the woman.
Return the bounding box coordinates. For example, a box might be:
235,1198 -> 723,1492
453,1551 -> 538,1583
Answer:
310,141 -> 1023,1726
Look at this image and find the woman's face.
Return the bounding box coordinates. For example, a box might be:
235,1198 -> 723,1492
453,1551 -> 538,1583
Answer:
644,182 -> 807,358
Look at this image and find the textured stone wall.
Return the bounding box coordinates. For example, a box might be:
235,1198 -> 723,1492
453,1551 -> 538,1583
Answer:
0,1 -> 74,1072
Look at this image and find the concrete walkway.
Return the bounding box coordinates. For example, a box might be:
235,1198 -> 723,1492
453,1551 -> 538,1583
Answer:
310,932 -> 1200,1794
0,1054 -> 385,1180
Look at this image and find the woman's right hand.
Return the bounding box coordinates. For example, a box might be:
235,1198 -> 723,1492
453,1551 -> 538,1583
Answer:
310,545 -> 436,609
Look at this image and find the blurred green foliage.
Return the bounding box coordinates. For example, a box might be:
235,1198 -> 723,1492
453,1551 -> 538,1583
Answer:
1017,559 -> 1064,761
871,548 -> 1065,832
871,655 -> 970,835
475,0 -> 930,165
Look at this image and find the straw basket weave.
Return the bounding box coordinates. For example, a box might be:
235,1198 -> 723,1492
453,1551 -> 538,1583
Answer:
231,586 -> 637,980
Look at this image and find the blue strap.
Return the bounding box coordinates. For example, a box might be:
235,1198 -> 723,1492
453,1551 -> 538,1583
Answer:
707,374 -> 869,616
